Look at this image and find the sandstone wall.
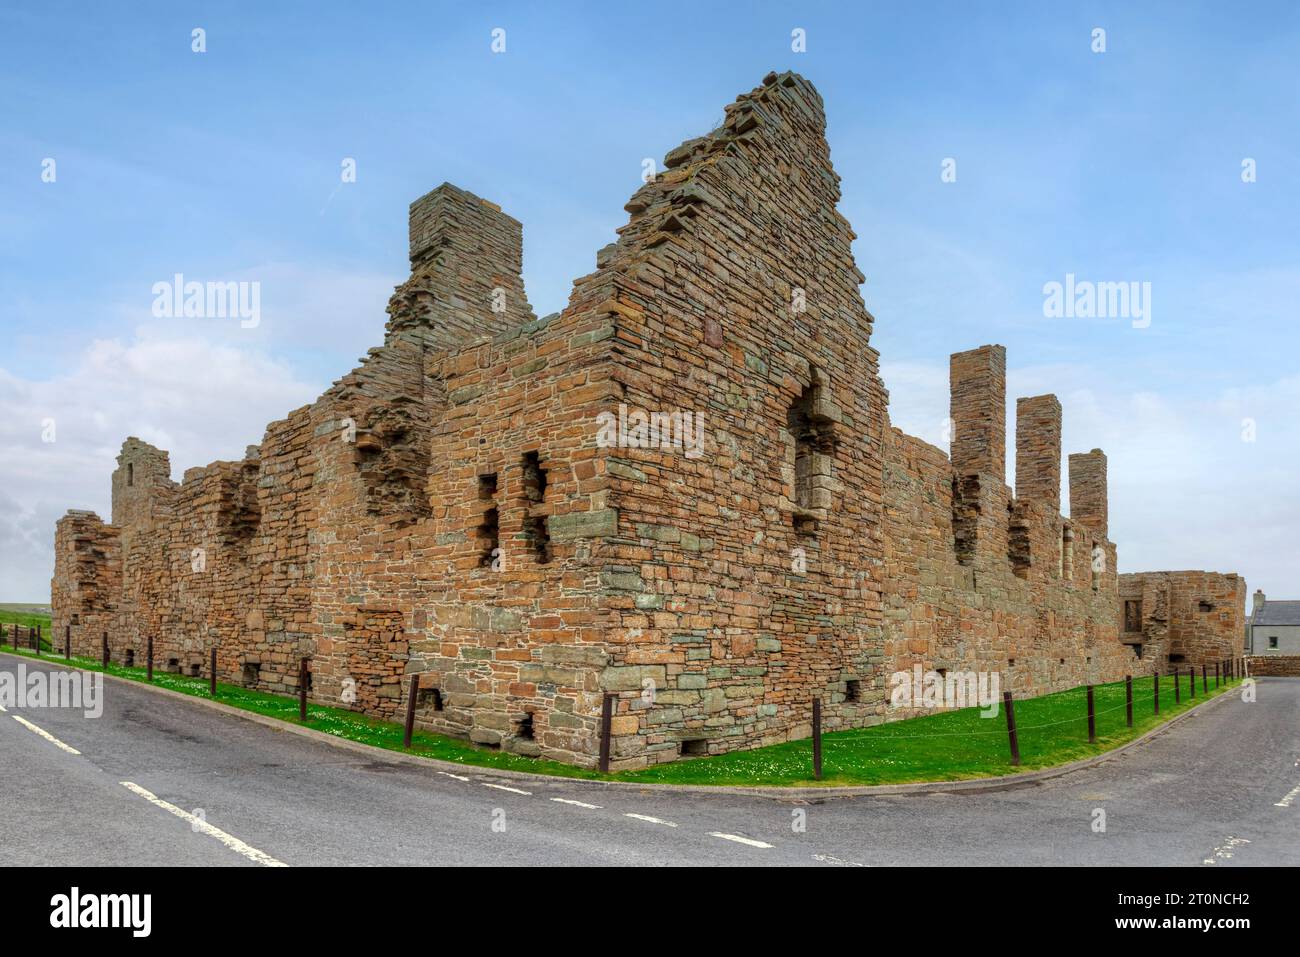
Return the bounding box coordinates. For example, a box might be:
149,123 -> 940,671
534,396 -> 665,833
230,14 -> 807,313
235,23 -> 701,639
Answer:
1119,570 -> 1246,669
51,71 -> 1222,770
1246,656 -> 1300,677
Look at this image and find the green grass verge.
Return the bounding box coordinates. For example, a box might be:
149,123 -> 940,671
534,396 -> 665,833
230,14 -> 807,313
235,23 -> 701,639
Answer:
0,606 -> 53,652
0,640 -> 1241,787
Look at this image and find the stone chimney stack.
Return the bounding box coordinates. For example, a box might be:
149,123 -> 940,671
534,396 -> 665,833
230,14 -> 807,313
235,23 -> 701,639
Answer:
386,182 -> 536,347
1253,589 -> 1266,617
949,345 -> 1006,480
1068,448 -> 1108,538
1015,394 -> 1062,512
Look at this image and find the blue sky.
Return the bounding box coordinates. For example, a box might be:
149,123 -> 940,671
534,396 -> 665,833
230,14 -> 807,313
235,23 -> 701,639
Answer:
2,1 -> 1298,601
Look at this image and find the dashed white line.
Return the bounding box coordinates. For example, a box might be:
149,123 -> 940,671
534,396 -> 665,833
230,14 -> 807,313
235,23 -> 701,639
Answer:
624,813 -> 677,827
482,782 -> 532,795
709,832 -> 773,849
119,782 -> 288,867
551,797 -> 603,810
1202,835 -> 1251,865
437,771 -> 471,782
813,853 -> 868,867
1274,782 -> 1300,808
11,715 -> 81,754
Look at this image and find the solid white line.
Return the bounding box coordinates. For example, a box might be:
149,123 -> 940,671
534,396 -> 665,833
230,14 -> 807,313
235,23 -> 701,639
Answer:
551,797 -> 602,809
709,831 -> 773,849
624,813 -> 677,827
1274,782 -> 1300,808
437,771 -> 470,782
482,782 -> 531,795
119,782 -> 288,867
11,715 -> 81,754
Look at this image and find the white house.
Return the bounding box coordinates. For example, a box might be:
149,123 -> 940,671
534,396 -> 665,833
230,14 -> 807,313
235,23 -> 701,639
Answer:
1249,590 -> 1300,655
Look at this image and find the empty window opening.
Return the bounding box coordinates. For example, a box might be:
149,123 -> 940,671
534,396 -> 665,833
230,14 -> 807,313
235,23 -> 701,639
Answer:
1199,601 -> 1215,613
127,463 -> 134,487
786,378 -> 834,535
680,738 -> 709,757
166,658 -> 179,673
478,507 -> 500,568
1124,600 -> 1142,633
1059,658 -> 1065,665
419,687 -> 444,711
1169,653 -> 1186,663
242,662 -> 261,686
516,713 -> 535,740
477,473 -> 498,500
1133,644 -> 1143,659
124,649 -> 135,667
527,515 -> 551,564
845,679 -> 861,702
1008,658 -> 1016,667
521,451 -> 547,503
188,663 -> 202,677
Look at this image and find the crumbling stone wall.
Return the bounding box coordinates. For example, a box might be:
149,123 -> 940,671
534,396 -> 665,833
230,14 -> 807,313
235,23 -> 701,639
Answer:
52,71 -> 1233,770
1120,570 -> 1246,669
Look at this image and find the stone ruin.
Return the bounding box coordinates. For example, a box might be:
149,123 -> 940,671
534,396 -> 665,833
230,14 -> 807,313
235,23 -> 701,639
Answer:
51,72 -> 1245,768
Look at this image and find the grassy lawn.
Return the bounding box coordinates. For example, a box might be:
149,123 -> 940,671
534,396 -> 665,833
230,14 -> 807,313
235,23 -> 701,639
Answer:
0,636 -> 1241,787
0,604 -> 53,652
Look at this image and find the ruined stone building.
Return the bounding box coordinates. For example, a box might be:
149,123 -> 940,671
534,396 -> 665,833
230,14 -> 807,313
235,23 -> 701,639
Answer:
52,72 -> 1245,769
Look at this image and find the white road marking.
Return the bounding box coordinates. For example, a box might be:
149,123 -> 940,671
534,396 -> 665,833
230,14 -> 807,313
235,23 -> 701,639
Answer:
551,797 -> 602,809
624,813 -> 677,827
482,782 -> 531,795
1274,782 -> 1300,808
1202,835 -> 1251,865
709,832 -> 773,849
437,771 -> 470,782
119,782 -> 287,867
11,715 -> 81,754
813,853 -> 868,867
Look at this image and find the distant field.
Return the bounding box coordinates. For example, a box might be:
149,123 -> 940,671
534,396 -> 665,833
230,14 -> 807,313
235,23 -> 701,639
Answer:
0,603 -> 53,651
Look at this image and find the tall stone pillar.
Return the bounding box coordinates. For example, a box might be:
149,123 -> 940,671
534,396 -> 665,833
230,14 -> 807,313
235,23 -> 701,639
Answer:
1068,448 -> 1108,538
1015,394 -> 1062,512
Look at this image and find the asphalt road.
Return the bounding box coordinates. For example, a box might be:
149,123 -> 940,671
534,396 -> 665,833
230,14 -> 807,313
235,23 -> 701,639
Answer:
1,652 -> 1296,866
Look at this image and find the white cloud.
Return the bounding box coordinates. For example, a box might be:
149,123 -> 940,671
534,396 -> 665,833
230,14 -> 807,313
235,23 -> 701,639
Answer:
0,335 -> 322,602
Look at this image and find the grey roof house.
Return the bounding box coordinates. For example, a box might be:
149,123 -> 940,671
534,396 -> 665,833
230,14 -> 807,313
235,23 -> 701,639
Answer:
1249,590 -> 1300,655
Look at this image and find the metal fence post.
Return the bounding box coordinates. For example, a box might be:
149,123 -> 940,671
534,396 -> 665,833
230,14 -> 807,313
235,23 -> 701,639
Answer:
812,697 -> 823,780
1086,684 -> 1096,743
1125,675 -> 1133,728
147,636 -> 154,681
598,693 -> 613,772
1004,690 -> 1020,765
1174,667 -> 1180,703
209,646 -> 217,696
403,673 -> 420,748
298,658 -> 309,721
1153,670 -> 1160,715
101,631 -> 108,668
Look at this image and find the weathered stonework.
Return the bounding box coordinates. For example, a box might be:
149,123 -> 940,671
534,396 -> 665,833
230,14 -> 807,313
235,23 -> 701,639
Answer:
52,72 -> 1243,769
1119,571 -> 1247,669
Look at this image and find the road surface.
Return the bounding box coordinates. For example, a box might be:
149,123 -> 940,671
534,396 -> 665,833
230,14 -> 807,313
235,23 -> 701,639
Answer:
1,652 -> 1296,866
